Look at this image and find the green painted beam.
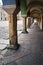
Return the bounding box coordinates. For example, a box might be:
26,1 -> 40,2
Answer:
20,0 -> 27,16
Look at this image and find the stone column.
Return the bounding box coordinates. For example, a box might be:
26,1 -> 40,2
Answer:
31,18 -> 34,24
8,13 -> 20,50
28,17 -> 31,28
37,18 -> 40,28
41,15 -> 43,30
26,17 -> 28,28
38,15 -> 43,30
22,17 -> 28,33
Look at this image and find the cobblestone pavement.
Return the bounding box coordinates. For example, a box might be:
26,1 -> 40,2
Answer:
0,22 -> 43,65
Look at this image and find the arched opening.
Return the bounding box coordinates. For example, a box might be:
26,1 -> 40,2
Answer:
34,18 -> 37,23
17,11 -> 23,36
0,10 -> 9,50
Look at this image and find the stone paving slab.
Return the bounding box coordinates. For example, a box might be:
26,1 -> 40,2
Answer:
1,45 -> 31,65
0,44 -> 7,50
0,22 -> 43,65
5,61 -> 17,65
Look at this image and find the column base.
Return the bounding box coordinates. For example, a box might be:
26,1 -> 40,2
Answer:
22,31 -> 28,33
2,44 -> 20,51
7,44 -> 20,50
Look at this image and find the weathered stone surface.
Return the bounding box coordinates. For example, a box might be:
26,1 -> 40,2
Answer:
0,22 -> 43,65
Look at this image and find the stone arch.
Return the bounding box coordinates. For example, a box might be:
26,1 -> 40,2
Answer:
30,7 -> 42,14
29,7 -> 42,19
27,0 -> 43,15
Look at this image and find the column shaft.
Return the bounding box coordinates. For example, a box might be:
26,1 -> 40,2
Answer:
22,17 -> 28,33
28,18 -> 31,28
42,15 -> 43,30
8,13 -> 19,50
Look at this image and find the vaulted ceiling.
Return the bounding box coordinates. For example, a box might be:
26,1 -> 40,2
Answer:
25,0 -> 43,18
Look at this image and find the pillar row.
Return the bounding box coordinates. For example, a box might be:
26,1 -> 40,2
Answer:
8,13 -> 20,50
22,17 -> 28,33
